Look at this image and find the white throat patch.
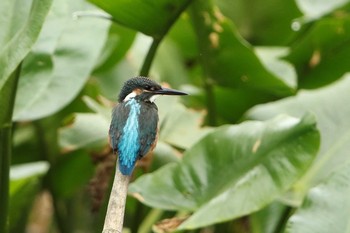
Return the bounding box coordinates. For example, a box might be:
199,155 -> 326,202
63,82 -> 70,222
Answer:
149,94 -> 159,103
123,91 -> 137,102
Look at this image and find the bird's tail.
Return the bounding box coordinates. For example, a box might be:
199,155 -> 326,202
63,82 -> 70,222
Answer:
118,158 -> 136,176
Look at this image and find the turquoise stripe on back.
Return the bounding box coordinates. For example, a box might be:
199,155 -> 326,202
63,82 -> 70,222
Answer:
118,98 -> 141,175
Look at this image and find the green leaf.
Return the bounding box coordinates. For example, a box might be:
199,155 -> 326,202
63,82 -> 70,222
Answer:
0,0 -> 52,93
10,161 -> 49,180
88,0 -> 193,37
13,0 -> 110,121
157,97 -> 212,149
93,23 -> 136,72
215,0 -> 302,45
285,162 -> 350,233
189,2 -> 295,96
129,114 -> 320,229
246,74 -> 350,204
251,202 -> 289,233
255,47 -> 297,89
287,17 -> 350,89
59,113 -> 109,151
9,162 -> 49,232
295,0 -> 350,19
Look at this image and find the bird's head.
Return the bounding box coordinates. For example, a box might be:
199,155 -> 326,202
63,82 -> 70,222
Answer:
118,77 -> 188,103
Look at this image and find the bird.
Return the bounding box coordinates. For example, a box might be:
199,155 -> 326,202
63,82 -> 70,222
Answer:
109,77 -> 188,176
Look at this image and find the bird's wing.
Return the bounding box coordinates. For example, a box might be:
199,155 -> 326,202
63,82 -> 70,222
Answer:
109,103 -> 128,153
138,103 -> 159,157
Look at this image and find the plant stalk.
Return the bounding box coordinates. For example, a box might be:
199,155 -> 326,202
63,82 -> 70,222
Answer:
188,0 -> 218,126
272,206 -> 293,233
140,0 -> 194,77
139,38 -> 162,76
102,161 -> 130,233
0,64 -> 21,233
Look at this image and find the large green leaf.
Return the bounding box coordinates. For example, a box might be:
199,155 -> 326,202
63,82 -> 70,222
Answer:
88,0 -> 193,38
246,74 -> 350,203
0,0 -> 52,94
157,96 -> 212,149
215,0 -> 301,45
129,114 -> 320,229
189,1 -> 295,97
59,113 -> 109,151
287,17 -> 350,89
12,0 -> 110,121
295,0 -> 350,19
285,162 -> 350,233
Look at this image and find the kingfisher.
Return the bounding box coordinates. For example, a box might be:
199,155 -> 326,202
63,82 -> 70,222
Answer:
109,77 -> 188,176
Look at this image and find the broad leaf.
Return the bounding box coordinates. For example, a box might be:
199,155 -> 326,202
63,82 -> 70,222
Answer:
0,0 -> 52,93
255,47 -> 297,89
157,97 -> 212,149
246,74 -> 350,203
13,0 -> 110,121
129,114 -> 320,229
189,2 -> 295,96
295,0 -> 350,19
215,0 -> 302,45
59,113 -> 109,151
285,162 -> 350,233
251,202 -> 289,233
88,0 -> 193,38
287,17 -> 350,89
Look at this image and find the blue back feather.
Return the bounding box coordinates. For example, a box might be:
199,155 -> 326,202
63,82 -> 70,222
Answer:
109,97 -> 158,176
118,99 -> 141,175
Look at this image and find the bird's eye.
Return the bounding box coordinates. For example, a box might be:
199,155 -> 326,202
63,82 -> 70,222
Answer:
144,85 -> 150,90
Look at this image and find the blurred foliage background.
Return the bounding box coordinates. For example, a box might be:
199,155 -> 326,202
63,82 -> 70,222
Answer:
1,0 -> 350,232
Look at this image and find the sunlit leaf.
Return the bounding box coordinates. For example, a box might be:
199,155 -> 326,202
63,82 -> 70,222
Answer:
0,0 -> 52,93
189,3 -> 295,96
59,113 -> 109,151
246,74 -> 350,204
287,17 -> 350,89
129,114 -> 320,229
285,162 -> 350,233
215,0 -> 301,45
295,0 -> 350,19
9,162 -> 49,232
13,0 -> 110,121
88,0 -> 194,37
157,97 -> 212,149
255,47 -> 297,89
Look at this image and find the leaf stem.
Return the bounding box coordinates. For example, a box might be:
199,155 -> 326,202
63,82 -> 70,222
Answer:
139,0 -> 194,77
188,0 -> 217,125
139,38 -> 162,76
0,64 -> 21,233
137,209 -> 164,233
272,206 -> 293,233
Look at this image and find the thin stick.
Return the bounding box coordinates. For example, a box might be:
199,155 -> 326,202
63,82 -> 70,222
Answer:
102,160 -> 130,233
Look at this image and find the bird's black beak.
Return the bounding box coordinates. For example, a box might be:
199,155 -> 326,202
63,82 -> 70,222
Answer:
152,87 -> 188,96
